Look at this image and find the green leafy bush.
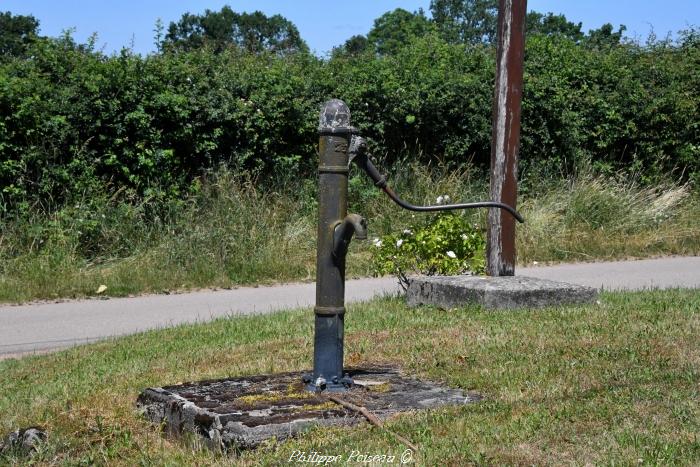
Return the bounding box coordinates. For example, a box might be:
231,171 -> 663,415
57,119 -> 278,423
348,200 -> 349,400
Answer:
371,211 -> 485,289
1,27 -> 698,219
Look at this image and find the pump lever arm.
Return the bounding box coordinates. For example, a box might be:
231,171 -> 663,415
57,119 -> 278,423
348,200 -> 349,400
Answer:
349,137 -> 524,223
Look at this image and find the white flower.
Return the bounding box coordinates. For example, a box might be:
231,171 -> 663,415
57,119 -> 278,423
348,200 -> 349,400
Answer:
436,195 -> 444,204
402,229 -> 412,235
533,261 -> 539,265
444,195 -> 451,202
372,238 -> 382,247
396,239 -> 403,247
461,234 -> 468,240
446,251 -> 457,258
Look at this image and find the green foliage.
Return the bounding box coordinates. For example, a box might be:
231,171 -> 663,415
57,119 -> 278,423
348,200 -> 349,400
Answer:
430,0 -> 498,44
371,212 -> 486,289
429,1 -> 626,49
366,8 -> 435,56
0,38 -> 322,215
325,33 -> 494,166
585,23 -> 627,49
526,12 -> 584,42
337,35 -> 369,56
520,32 -> 699,184
0,11 -> 40,58
0,22 -> 698,219
339,3 -> 595,54
163,5 -> 308,54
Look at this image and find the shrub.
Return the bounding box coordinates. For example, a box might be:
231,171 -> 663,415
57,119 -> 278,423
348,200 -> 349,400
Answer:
371,211 -> 486,289
1,28 -> 698,219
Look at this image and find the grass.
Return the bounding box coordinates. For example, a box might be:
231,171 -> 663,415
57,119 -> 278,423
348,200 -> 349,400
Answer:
1,289 -> 699,465
518,175 -> 700,263
1,166 -> 699,303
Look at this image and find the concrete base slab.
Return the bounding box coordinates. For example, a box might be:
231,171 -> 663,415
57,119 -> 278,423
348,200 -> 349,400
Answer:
407,275 -> 598,310
137,368 -> 479,452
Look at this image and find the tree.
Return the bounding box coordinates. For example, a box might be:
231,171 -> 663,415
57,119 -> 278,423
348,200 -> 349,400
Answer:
337,34 -> 370,56
233,11 -> 308,54
0,11 -> 40,57
586,23 -> 627,48
367,8 -> 434,55
430,0 -> 498,45
163,6 -> 308,54
526,12 -> 584,42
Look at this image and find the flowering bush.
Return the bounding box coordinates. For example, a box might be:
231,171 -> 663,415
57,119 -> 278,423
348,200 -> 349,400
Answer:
370,211 -> 486,290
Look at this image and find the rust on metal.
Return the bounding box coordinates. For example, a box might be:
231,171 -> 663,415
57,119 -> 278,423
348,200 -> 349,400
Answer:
487,0 -> 527,277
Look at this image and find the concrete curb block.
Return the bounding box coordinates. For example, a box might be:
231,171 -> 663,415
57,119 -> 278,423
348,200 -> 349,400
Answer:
407,275 -> 599,310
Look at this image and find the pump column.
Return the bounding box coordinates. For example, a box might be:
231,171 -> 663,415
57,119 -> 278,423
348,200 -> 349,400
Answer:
307,99 -> 355,392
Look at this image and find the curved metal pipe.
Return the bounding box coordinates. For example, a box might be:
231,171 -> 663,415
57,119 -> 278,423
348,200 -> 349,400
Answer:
381,185 -> 524,223
349,137 -> 524,223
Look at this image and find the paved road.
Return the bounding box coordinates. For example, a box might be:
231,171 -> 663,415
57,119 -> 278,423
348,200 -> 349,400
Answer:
519,256 -> 700,290
1,257 -> 698,359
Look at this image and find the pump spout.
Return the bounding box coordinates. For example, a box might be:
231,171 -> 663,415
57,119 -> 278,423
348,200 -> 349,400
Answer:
332,214 -> 367,262
344,213 -> 368,240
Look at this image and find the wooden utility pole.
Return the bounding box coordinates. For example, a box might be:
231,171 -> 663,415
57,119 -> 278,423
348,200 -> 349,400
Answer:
487,0 -> 527,276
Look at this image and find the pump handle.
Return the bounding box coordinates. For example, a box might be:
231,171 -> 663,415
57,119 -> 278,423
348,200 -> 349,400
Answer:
349,136 -> 524,223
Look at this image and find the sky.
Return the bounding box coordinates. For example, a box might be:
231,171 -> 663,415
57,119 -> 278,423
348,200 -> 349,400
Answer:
3,0 -> 698,56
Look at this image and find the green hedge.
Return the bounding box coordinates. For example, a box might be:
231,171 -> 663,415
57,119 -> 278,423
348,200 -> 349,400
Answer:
1,31 -> 698,215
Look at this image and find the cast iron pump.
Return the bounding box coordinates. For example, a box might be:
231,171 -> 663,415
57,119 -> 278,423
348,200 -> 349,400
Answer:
304,99 -> 524,392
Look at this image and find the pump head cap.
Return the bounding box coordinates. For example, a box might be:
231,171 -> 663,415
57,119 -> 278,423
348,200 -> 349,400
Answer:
319,99 -> 356,135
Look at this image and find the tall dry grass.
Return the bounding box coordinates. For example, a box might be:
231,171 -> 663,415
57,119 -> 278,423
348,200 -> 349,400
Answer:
1,166 -> 698,303
518,174 -> 698,263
